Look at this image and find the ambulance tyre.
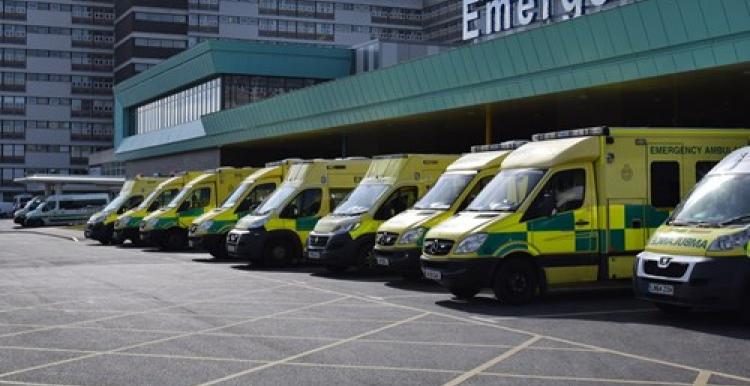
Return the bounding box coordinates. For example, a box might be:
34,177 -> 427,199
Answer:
400,271 -> 423,281
448,286 -> 480,300
493,258 -> 538,305
163,229 -> 187,251
325,265 -> 348,274
738,283 -> 750,323
262,237 -> 299,267
26,218 -> 43,228
208,239 -> 228,259
654,302 -> 691,315
354,241 -> 376,272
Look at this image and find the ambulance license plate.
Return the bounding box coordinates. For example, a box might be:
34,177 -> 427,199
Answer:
376,257 -> 389,266
648,283 -> 674,296
423,269 -> 441,281
308,251 -> 321,259
226,245 -> 237,253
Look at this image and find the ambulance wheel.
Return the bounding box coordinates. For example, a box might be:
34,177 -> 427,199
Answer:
26,218 -> 43,227
493,259 -> 538,305
325,265 -> 348,274
208,239 -> 228,259
399,271 -> 423,281
654,302 -> 691,315
262,239 -> 295,267
740,285 -> 750,323
354,242 -> 376,271
448,286 -> 480,300
98,238 -> 111,246
163,229 -> 187,251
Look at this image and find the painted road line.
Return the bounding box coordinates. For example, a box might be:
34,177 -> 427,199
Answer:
442,335 -> 542,386
196,312 -> 430,386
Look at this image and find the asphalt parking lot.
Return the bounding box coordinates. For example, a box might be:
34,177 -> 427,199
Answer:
0,220 -> 748,386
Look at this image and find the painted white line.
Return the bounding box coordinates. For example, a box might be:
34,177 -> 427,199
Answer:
284,361 -> 463,374
240,274 -> 750,385
0,295 -> 350,379
693,370 -> 712,386
442,335 -> 542,386
197,312 -> 430,386
0,283 -> 294,340
489,307 -> 655,321
482,372 -> 695,386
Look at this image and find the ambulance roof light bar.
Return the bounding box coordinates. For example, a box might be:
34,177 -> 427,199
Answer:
531,126 -> 610,142
471,140 -> 529,153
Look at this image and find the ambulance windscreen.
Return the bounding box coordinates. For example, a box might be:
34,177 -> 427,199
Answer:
466,169 -> 545,212
333,183 -> 389,216
414,173 -> 474,210
670,174 -> 750,227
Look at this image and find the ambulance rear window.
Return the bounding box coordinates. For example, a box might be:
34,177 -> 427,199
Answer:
695,161 -> 718,182
650,162 -> 680,208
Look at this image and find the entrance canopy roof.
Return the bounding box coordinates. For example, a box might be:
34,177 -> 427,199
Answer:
115,0 -> 750,162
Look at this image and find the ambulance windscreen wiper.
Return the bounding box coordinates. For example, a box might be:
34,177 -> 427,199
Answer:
669,219 -> 719,228
719,214 -> 750,227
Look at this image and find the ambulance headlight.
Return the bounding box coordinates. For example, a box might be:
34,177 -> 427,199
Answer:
708,229 -> 750,251
198,221 -> 214,233
89,212 -> 107,224
236,215 -> 268,230
334,221 -> 360,234
455,233 -> 488,254
398,227 -> 427,245
116,216 -> 130,228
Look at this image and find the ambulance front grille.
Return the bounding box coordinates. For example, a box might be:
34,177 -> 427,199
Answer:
308,235 -> 329,248
423,239 -> 454,256
376,232 -> 399,246
643,260 -> 689,278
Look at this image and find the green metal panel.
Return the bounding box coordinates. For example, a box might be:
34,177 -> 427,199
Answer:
116,0 -> 750,162
113,40 -> 351,148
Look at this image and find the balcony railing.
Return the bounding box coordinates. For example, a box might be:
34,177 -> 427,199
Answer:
0,12 -> 26,21
0,107 -> 24,115
0,131 -> 24,139
0,84 -> 24,92
0,156 -> 24,164
258,7 -> 334,20
371,16 -> 422,27
0,35 -> 25,44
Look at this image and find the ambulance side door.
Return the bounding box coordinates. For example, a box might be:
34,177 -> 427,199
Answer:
525,164 -> 598,285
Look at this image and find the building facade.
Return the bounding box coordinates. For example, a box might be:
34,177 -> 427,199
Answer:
113,0 -> 750,177
0,0 -> 467,200
0,0 -> 115,200
113,0 -> 465,82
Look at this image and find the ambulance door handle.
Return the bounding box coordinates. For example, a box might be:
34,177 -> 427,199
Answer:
575,220 -> 590,226
632,219 -> 643,229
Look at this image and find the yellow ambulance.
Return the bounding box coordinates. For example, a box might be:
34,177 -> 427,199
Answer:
420,127 -> 749,303
188,160 -> 299,258
85,176 -> 165,245
112,172 -> 202,245
306,154 -> 457,273
226,158 -> 370,266
373,142 -> 527,279
140,167 -> 255,250
635,146 -> 750,319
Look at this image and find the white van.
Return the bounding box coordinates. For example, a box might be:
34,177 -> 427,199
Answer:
13,196 -> 44,224
24,193 -> 110,227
